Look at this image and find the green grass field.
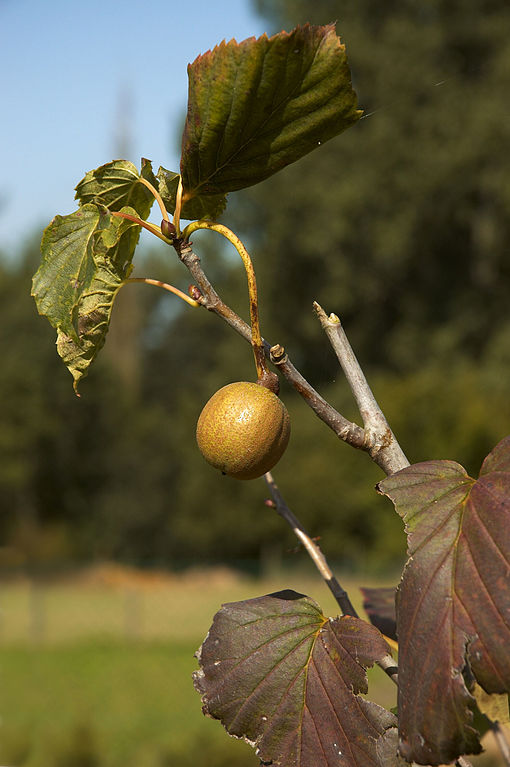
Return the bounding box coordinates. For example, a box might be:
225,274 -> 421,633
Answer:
0,565 -> 503,766
1,639 -> 263,767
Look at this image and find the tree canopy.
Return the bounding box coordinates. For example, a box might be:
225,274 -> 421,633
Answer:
239,0 -> 510,377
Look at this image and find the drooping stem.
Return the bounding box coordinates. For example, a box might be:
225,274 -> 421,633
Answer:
126,278 -> 201,308
314,302 -> 409,475
137,176 -> 170,223
182,220 -> 273,387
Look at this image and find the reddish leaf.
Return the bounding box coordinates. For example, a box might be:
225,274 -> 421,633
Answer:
194,590 -> 397,767
378,436 -> 510,765
376,728 -> 410,766
361,587 -> 397,641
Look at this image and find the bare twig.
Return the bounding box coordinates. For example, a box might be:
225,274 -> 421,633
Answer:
264,471 -> 358,617
171,234 -> 489,767
264,471 -> 398,686
492,722 -> 510,766
313,302 -> 409,475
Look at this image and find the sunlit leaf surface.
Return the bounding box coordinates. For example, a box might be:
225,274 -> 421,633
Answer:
33,205 -> 101,341
33,207 -> 141,391
378,436 -> 510,764
194,590 -> 398,767
75,158 -> 157,220
181,24 -> 361,217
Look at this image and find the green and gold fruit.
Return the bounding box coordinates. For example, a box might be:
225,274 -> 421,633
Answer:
196,381 -> 290,480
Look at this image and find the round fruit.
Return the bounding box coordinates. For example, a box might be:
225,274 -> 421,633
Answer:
196,381 -> 290,480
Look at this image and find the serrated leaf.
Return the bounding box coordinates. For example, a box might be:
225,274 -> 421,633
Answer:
33,205 -> 141,391
156,166 -> 226,222
75,158 -> 157,220
33,205 -> 102,341
181,24 -> 362,215
376,728 -> 411,767
378,435 -> 510,765
56,210 -> 140,391
361,587 -> 397,642
194,590 -> 396,767
156,167 -> 180,212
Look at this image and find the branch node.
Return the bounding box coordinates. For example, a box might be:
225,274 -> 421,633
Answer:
189,285 -> 205,305
339,425 -> 355,441
270,343 -> 288,365
161,219 -> 177,239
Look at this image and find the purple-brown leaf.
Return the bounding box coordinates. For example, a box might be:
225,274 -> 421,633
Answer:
361,587 -> 397,641
378,435 -> 510,765
194,590 -> 396,767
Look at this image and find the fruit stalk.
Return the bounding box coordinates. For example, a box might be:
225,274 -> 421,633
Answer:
137,176 -> 171,226
182,220 -> 276,390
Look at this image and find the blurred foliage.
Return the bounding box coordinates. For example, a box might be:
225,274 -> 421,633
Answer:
244,0 -> 510,378
1,0 -> 509,574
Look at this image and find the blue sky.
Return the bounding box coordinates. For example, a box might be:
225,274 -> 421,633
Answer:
0,0 -> 270,254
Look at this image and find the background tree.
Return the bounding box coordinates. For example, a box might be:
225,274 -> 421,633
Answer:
243,0 -> 510,376
2,0 -> 510,575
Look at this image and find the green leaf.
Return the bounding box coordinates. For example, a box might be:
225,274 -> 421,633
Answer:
180,24 -> 362,215
33,206 -> 141,391
157,166 -> 226,222
194,590 -> 397,767
58,211 -> 140,391
377,435 -> 510,764
75,158 -> 157,220
33,205 -> 102,341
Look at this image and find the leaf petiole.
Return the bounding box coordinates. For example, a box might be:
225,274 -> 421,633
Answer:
110,211 -> 172,244
137,176 -> 170,224
173,177 -> 183,238
125,277 -> 201,307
